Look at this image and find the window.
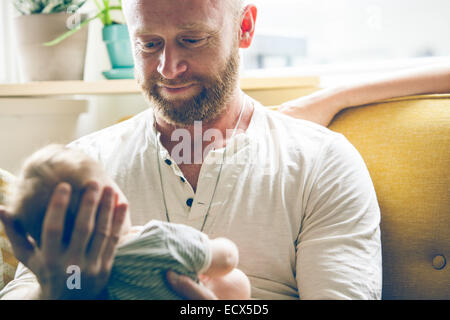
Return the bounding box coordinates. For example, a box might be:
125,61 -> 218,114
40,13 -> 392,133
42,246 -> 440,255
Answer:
242,0 -> 450,82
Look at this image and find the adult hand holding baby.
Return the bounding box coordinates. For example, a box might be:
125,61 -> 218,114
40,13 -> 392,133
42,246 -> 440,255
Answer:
0,181 -> 128,299
167,270 -> 218,300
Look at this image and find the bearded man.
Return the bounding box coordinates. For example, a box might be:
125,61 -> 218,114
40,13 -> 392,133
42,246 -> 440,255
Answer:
0,0 -> 382,300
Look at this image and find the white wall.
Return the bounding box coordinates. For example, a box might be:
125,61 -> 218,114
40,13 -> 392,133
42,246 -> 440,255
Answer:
0,99 -> 88,174
75,94 -> 149,139
0,93 -> 150,175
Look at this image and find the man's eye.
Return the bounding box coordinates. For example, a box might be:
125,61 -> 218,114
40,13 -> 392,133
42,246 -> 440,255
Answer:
182,38 -> 207,47
141,41 -> 162,52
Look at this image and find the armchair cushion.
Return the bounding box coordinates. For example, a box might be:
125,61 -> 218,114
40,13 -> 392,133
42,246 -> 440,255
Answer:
329,94 -> 450,299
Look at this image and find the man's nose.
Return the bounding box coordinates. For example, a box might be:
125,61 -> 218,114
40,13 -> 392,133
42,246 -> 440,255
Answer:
157,45 -> 188,79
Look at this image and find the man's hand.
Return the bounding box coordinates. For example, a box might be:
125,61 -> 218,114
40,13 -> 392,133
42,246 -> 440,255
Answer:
0,181 -> 127,299
166,270 -> 218,300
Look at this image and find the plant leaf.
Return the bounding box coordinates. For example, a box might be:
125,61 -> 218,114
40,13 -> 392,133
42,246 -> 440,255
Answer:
43,12 -> 96,46
43,7 -> 123,46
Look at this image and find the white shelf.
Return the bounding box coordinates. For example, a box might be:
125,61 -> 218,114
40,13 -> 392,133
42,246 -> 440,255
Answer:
0,77 -> 320,97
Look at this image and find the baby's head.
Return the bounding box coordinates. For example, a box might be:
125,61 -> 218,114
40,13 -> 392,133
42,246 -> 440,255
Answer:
9,144 -> 130,247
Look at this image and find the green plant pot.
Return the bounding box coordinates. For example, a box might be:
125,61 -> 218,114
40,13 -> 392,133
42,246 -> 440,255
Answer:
102,24 -> 134,69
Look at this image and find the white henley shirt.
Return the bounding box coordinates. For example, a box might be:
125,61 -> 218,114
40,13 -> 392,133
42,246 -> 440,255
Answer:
0,97 -> 382,300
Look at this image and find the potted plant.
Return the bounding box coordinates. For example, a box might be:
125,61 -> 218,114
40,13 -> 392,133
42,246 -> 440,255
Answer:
13,0 -> 89,81
46,0 -> 135,79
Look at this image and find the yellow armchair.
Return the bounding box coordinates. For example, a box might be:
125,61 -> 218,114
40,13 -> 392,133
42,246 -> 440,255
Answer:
329,94 -> 450,299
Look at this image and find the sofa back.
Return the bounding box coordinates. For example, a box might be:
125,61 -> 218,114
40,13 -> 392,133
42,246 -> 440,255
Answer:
328,94 -> 450,299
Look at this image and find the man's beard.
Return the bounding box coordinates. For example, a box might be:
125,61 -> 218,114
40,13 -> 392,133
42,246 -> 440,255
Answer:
137,48 -> 240,127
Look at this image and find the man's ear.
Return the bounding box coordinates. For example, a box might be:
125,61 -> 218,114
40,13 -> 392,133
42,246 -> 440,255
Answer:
239,4 -> 257,49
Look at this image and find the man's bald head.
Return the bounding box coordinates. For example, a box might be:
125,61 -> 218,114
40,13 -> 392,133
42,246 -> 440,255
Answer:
230,0 -> 244,21
123,0 -> 244,27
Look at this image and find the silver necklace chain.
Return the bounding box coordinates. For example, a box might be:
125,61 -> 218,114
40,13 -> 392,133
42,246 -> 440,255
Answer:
155,94 -> 247,231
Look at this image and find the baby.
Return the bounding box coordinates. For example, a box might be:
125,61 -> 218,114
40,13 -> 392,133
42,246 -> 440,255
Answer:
8,144 -> 251,300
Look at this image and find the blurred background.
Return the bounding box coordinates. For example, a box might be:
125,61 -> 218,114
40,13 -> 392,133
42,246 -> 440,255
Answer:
242,0 -> 450,84
1,0 -> 450,83
246,0 -> 450,67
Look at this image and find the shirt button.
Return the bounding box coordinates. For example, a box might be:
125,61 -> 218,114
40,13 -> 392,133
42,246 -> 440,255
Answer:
186,198 -> 193,207
164,159 -> 172,165
432,255 -> 446,270
180,177 -> 186,183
